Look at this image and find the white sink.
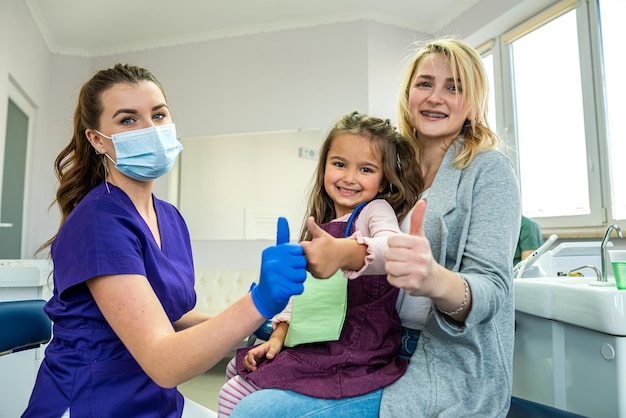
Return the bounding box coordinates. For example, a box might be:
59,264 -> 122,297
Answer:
514,276 -> 626,336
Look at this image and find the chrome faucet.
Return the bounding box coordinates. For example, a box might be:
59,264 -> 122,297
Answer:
601,224 -> 623,282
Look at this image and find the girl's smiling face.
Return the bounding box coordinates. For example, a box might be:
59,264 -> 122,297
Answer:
408,52 -> 471,145
324,133 -> 385,218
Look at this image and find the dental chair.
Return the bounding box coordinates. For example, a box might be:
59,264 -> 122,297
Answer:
0,299 -> 51,417
247,319 -> 274,346
0,299 -> 51,356
0,300 -> 217,417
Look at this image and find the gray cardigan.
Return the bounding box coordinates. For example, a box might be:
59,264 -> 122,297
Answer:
380,144 -> 521,417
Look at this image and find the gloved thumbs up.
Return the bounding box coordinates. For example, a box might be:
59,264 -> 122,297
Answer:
251,217 -> 307,318
276,216 -> 290,245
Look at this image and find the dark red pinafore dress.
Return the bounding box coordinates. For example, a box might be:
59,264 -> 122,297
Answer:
236,203 -> 407,399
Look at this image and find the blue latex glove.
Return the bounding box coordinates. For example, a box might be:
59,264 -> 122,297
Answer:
251,217 -> 307,318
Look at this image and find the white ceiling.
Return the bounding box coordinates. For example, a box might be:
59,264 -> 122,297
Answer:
25,0 -> 480,57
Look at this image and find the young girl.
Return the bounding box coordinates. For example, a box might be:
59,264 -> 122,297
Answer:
217,111 -> 423,417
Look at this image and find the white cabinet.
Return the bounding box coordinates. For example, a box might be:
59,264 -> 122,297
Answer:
513,241 -> 626,417
514,311 -> 626,417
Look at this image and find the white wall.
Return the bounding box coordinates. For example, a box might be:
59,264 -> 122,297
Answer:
89,21 -> 420,138
366,23 -> 420,120
0,0 -> 557,265
179,130 -> 323,241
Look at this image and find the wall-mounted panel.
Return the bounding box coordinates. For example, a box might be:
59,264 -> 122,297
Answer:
179,129 -> 322,241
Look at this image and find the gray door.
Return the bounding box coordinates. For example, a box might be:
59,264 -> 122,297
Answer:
0,98 -> 28,259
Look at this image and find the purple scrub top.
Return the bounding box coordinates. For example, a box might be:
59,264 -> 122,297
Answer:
22,183 -> 196,418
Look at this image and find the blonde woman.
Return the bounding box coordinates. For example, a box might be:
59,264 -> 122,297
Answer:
232,38 -> 521,418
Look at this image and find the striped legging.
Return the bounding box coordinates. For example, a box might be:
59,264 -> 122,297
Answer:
217,357 -> 262,417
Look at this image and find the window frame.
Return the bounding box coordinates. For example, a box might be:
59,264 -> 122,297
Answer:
479,0 -> 617,237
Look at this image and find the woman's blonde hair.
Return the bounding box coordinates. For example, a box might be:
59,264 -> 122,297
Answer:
398,38 -> 500,168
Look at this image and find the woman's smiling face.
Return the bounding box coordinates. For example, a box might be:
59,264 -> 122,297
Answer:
408,52 -> 470,144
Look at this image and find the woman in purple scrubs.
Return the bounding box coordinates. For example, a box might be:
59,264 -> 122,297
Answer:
22,64 -> 306,418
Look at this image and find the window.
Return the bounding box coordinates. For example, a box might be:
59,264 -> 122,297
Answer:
598,0 -> 626,220
479,42 -> 513,162
510,9 -> 590,219
483,0 -> 622,234
479,51 -> 497,133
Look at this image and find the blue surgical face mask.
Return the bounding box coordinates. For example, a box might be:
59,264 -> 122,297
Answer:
95,124 -> 183,181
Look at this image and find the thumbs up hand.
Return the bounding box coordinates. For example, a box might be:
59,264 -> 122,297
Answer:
385,200 -> 436,296
251,217 -> 307,318
300,217 -> 344,279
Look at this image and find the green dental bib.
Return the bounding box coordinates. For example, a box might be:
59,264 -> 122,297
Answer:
284,269 -> 348,347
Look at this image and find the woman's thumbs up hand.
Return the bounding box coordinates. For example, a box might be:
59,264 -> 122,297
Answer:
385,200 -> 436,296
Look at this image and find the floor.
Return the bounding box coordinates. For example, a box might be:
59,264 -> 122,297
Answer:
179,356 -> 231,412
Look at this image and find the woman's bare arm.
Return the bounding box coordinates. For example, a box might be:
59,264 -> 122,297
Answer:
88,274 -> 266,388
